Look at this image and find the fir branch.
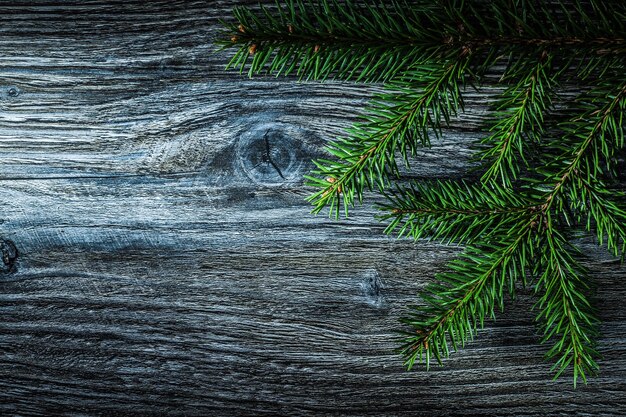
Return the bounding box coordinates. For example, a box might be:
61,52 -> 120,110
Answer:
548,81 -> 626,185
400,226 -> 534,370
539,81 -> 626,250
393,180 -> 603,384
221,0 -> 447,82
533,229 -> 599,387
568,178 -> 626,259
305,58 -> 470,217
222,0 -> 626,386
380,180 -> 535,245
479,56 -> 556,186
584,184 -> 626,259
221,0 -> 626,83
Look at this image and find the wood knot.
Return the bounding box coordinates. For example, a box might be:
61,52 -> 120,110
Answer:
7,87 -> 19,98
360,269 -> 384,308
236,124 -> 307,186
0,239 -> 18,274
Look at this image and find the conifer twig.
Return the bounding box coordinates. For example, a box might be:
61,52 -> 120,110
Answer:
222,0 -> 626,386
305,58 -> 470,217
400,225 -> 534,370
479,56 -> 556,186
534,229 -> 599,387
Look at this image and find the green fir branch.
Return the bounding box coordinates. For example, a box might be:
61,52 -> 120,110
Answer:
572,181 -> 626,259
221,0 -> 626,83
538,81 -> 626,252
222,0 -> 626,386
379,180 -> 536,245
546,81 -> 626,185
393,177 -> 604,386
220,0 -> 447,82
305,58 -> 470,217
479,56 -> 556,186
400,227 -> 534,370
533,229 -> 599,387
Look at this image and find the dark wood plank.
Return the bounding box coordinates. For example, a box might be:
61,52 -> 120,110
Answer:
0,2 -> 624,416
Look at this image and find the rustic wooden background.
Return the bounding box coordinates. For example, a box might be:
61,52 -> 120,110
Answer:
0,1 -> 624,416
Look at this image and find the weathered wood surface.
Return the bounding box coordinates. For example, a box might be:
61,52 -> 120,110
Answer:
0,1 -> 624,416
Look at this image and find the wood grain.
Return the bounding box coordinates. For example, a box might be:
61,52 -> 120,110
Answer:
0,2 -> 624,416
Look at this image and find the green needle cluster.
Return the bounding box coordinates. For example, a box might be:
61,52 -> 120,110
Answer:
220,0 -> 626,386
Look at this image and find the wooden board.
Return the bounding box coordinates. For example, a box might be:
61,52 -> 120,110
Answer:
0,1 -> 624,416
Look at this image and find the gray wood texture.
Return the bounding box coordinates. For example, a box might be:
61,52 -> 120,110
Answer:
0,1 -> 624,416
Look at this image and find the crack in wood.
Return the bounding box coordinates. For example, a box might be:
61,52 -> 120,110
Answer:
264,130 -> 286,180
